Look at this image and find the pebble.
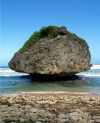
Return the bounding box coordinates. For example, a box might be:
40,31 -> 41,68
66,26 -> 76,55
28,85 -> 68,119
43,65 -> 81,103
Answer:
0,94 -> 100,123
92,116 -> 100,123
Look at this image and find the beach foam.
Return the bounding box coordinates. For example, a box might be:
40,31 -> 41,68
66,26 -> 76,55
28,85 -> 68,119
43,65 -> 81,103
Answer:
0,69 -> 28,77
0,65 -> 100,77
77,74 -> 100,78
90,65 -> 100,69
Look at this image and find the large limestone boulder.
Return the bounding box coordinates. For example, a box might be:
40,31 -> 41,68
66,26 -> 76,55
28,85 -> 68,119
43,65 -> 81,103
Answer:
9,26 -> 91,76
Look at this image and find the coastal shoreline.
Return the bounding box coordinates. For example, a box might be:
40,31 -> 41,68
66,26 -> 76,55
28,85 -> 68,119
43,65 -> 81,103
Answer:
1,91 -> 100,97
0,92 -> 100,123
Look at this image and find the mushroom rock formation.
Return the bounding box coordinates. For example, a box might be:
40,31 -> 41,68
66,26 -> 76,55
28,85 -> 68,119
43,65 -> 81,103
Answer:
9,26 -> 91,77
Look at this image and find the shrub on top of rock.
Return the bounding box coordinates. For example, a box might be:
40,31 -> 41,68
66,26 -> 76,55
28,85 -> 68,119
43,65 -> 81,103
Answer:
19,26 -> 59,53
19,25 -> 85,53
39,26 -> 58,39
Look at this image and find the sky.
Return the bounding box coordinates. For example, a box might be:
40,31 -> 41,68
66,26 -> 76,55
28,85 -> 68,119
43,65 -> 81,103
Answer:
0,0 -> 100,66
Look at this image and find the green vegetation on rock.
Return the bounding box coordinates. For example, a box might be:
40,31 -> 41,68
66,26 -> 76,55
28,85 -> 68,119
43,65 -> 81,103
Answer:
67,31 -> 85,43
18,26 -> 85,53
19,26 -> 58,53
40,26 -> 58,38
67,31 -> 73,36
77,36 -> 85,43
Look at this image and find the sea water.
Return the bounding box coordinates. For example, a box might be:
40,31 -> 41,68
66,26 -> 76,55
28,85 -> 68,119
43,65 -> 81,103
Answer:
0,65 -> 100,94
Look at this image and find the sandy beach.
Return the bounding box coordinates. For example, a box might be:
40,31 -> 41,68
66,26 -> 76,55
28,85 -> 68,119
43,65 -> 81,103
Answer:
0,92 -> 100,123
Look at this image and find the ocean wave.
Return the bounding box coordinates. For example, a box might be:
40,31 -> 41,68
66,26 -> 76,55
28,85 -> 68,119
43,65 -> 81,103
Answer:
90,65 -> 100,69
18,91 -> 100,95
0,71 -> 28,77
77,74 -> 100,77
0,68 -> 28,76
0,69 -> 14,73
0,74 -> 28,77
0,65 -> 100,77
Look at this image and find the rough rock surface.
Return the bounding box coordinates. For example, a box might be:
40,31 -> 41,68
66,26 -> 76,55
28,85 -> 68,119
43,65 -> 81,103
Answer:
0,94 -> 100,123
9,26 -> 91,76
